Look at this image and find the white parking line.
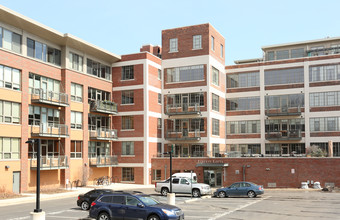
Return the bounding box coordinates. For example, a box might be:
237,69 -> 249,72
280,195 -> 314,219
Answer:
208,196 -> 271,220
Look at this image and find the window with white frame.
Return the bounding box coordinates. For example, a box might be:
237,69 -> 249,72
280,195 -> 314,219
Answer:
212,66 -> 219,86
0,65 -> 20,91
71,111 -> 82,129
169,38 -> 178,52
122,116 -> 134,130
71,141 -> 82,158
152,169 -> 161,181
212,93 -> 219,111
212,118 -> 220,136
122,141 -> 134,155
0,137 -> 20,159
88,141 -> 110,158
0,100 -> 20,124
69,52 -> 83,72
0,27 -> 21,54
193,35 -> 202,49
28,73 -> 60,94
71,83 -> 83,102
212,144 -> 220,157
211,36 -> 215,51
122,66 -> 134,80
88,87 -> 111,102
28,106 -> 59,126
27,38 -> 61,66
122,90 -> 134,104
167,65 -> 204,83
122,167 -> 134,181
86,58 -> 111,80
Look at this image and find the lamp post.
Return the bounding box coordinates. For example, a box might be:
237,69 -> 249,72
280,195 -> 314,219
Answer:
26,139 -> 42,213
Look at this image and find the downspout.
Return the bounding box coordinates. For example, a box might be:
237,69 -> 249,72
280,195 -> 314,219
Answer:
242,165 -> 246,181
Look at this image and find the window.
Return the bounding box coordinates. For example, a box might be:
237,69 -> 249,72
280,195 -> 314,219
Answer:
122,141 -> 134,155
152,170 -> 161,181
158,94 -> 162,104
88,141 -> 110,158
211,36 -> 215,51
29,73 -> 60,94
220,44 -> 223,57
0,137 -> 20,159
310,91 -> 340,107
69,52 -> 83,72
158,69 -> 162,80
309,64 -> 340,82
276,50 -> 289,60
212,67 -> 219,86
213,144 -> 220,157
27,38 -> 59,64
0,100 -> 20,124
172,178 -> 179,184
266,94 -> 305,109
88,115 -> 110,130
88,87 -> 111,102
122,66 -> 134,80
227,120 -> 261,134
1,28 -> 21,54
122,90 -> 134,104
0,65 -> 20,90
71,141 -> 82,158
86,58 -> 111,80
157,143 -> 162,156
265,67 -> 304,85
157,118 -> 162,130
226,97 -> 260,111
122,116 -> 134,130
167,65 -> 204,83
227,72 -> 259,88
266,51 -> 275,61
122,167 -> 134,181
71,83 -> 83,102
126,196 -> 139,206
212,93 -> 219,111
193,35 -> 202,49
291,48 -> 304,58
169,38 -> 178,52
28,106 -> 59,126
212,118 -> 220,136
71,111 -> 82,129
111,196 -> 125,204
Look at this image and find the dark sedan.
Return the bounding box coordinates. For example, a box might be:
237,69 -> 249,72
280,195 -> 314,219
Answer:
214,182 -> 264,198
77,189 -> 114,210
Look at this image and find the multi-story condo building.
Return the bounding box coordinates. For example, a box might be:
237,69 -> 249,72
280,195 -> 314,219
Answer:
0,5 -> 339,193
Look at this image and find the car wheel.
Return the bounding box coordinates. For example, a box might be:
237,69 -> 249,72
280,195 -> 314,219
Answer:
148,214 -> 160,220
81,201 -> 90,210
98,212 -> 110,220
161,187 -> 169,196
247,190 -> 256,198
218,191 -> 226,198
192,189 -> 201,198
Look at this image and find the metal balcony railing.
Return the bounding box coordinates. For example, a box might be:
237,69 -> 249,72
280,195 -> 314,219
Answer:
89,126 -> 118,140
266,129 -> 302,141
165,103 -> 201,116
265,106 -> 301,116
90,100 -> 118,115
31,123 -> 69,138
31,88 -> 69,107
165,129 -> 201,141
89,155 -> 118,167
30,156 -> 68,170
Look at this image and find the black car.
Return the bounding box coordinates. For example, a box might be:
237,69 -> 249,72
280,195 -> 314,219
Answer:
77,189 -> 114,210
89,191 -> 184,220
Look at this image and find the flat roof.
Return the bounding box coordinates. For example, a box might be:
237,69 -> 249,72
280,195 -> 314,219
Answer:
0,5 -> 121,63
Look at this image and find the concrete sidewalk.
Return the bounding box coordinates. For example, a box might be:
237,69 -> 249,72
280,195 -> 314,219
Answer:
0,183 -> 154,207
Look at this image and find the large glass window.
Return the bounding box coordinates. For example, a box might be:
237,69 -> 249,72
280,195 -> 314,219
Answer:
27,38 -> 60,65
122,90 -> 134,104
309,64 -> 340,82
88,115 -> 110,130
122,167 -> 134,182
276,50 -> 289,60
227,72 -> 259,88
265,119 -> 305,132
310,117 -> 340,132
122,142 -> 134,155
86,58 -> 111,80
212,66 -> 219,86
1,28 -> 21,53
265,94 -> 305,109
265,67 -> 304,85
226,97 -> 260,111
71,111 -> 82,129
227,120 -> 260,134
169,38 -> 178,52
88,141 -> 110,158
122,116 -> 134,130
28,73 -> 60,94
28,106 -> 59,126
88,87 -> 111,102
310,91 -> 340,107
212,118 -> 219,136
71,141 -> 82,158
122,66 -> 134,80
167,65 -> 204,83
212,93 -> 219,111
69,52 -> 83,72
0,100 -> 20,124
193,35 -> 202,49
71,83 -> 83,102
0,137 -> 20,159
0,65 -> 20,90
167,93 -> 204,107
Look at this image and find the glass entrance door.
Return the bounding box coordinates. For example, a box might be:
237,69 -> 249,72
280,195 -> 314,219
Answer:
204,169 -> 222,187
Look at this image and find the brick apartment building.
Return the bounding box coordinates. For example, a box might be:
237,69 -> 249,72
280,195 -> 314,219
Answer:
0,5 -> 339,193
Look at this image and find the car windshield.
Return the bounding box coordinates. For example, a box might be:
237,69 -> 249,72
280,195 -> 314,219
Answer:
138,196 -> 160,206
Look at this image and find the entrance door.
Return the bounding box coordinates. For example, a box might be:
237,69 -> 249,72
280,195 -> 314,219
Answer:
182,145 -> 189,157
182,120 -> 189,137
204,169 -> 222,187
41,142 -> 48,165
41,107 -> 47,133
182,95 -> 189,112
12,172 -> 20,194
42,81 -> 47,100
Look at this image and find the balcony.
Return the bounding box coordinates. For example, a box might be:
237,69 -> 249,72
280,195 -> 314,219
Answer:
30,156 -> 68,170
307,47 -> 340,57
31,89 -> 69,107
31,123 -> 69,138
89,127 -> 118,141
165,103 -> 201,116
265,106 -> 301,116
165,129 -> 201,141
90,100 -> 118,115
266,130 -> 302,141
89,155 -> 118,167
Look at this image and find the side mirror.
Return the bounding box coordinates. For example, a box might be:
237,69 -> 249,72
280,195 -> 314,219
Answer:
137,203 -> 145,208
186,182 -> 190,185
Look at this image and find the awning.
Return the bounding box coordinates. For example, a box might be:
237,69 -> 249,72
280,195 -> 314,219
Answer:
196,163 -> 229,167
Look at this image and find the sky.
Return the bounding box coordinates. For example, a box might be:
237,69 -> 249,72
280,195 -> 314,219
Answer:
1,0 -> 340,65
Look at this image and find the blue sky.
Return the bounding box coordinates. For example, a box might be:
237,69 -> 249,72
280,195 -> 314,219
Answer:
1,0 -> 339,65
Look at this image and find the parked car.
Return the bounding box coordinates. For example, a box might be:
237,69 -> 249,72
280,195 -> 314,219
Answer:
155,177 -> 211,197
89,191 -> 184,220
77,189 -> 114,210
214,182 -> 264,198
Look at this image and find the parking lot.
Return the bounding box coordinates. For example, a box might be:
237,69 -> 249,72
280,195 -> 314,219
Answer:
4,189 -> 340,220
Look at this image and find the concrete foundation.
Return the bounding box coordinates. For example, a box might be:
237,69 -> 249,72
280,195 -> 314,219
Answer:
167,193 -> 176,205
30,211 -> 45,220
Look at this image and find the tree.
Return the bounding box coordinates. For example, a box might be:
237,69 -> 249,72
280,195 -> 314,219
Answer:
306,145 -> 327,157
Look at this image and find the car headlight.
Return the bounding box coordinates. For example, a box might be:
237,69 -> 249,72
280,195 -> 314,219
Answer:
162,209 -> 175,216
